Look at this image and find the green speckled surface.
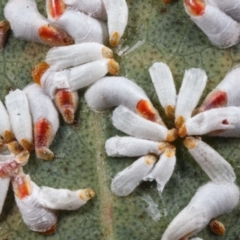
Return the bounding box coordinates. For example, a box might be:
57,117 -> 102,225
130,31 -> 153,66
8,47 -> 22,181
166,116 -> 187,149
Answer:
1,0 -> 240,239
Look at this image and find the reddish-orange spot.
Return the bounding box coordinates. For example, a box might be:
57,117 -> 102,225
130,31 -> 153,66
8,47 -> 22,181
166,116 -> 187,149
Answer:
17,181 -> 31,199
38,25 -> 74,47
32,62 -> 50,85
184,0 -> 205,16
200,91 -> 227,112
55,89 -> 76,124
34,118 -> 52,148
136,100 -> 157,122
56,89 -> 73,106
47,0 -> 66,18
43,223 -> 57,235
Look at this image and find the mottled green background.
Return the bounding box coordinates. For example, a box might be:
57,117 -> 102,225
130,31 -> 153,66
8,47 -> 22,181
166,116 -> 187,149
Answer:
0,0 -> 240,239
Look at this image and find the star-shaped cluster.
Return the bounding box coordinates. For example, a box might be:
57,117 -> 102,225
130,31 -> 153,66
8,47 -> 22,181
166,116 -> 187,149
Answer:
85,62 -> 240,239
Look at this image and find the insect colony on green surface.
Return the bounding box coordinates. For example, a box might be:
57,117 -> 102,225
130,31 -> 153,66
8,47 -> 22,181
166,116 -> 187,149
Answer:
1,0 -> 240,239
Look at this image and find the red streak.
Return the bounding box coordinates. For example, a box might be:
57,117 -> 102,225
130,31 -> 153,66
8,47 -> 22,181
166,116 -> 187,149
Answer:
48,0 -> 66,18
201,91 -> 227,111
34,119 -> 51,148
17,182 -> 31,199
38,25 -> 74,47
136,100 -> 157,122
56,89 -> 73,106
184,0 -> 205,16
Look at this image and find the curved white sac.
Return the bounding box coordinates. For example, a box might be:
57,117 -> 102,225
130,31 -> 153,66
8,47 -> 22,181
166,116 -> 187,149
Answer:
179,107 -> 239,137
5,89 -> 34,151
12,169 -> 95,233
161,182 -> 240,240
85,77 -> 148,110
63,0 -> 107,20
24,83 -> 59,160
112,106 -> 178,142
46,0 -> 108,44
198,65 -> 240,112
183,0 -> 240,48
149,62 -> 177,119
85,77 -> 163,124
102,0 -> 128,47
105,136 -> 166,157
4,0 -> 73,46
175,68 -> 207,129
0,100 -> 14,143
184,137 -> 236,184
45,42 -> 113,71
111,154 -> 157,196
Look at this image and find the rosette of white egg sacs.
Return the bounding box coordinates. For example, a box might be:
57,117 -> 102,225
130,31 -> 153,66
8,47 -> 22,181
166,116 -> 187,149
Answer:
32,43 -> 119,124
4,0 -> 74,46
183,0 -> 240,48
46,0 -> 128,47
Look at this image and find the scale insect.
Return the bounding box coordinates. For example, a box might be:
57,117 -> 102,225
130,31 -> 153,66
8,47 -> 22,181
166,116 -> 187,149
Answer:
46,0 -> 108,44
24,83 -> 59,161
184,0 -> 240,48
4,0 -> 74,46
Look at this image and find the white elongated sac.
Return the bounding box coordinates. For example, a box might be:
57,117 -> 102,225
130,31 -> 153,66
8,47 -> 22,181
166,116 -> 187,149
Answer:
179,107 -> 239,137
111,154 -> 157,196
105,136 -> 166,157
149,62 -> 177,118
4,0 -> 73,46
198,65 -> 240,112
85,77 -> 163,124
184,0 -> 240,48
24,83 -> 59,160
45,43 -> 113,70
143,146 -> 176,193
0,177 -> 10,214
41,59 -> 119,98
0,100 -> 14,142
46,2 -> 108,44
5,89 -> 34,151
112,106 -> 177,142
184,137 -> 236,184
206,0 -> 240,22
39,187 -> 95,210
85,77 -> 148,111
175,68 -> 207,128
102,0 -> 128,47
63,0 -> 107,20
161,182 -> 240,240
